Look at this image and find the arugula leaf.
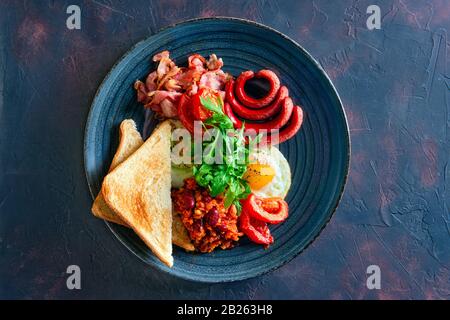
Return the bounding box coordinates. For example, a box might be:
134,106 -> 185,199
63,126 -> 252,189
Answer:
200,96 -> 222,114
201,96 -> 234,130
192,95 -> 257,213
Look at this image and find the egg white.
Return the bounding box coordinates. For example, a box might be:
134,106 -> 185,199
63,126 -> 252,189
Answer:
249,146 -> 291,199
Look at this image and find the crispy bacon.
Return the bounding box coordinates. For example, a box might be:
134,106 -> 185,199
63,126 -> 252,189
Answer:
188,82 -> 199,96
188,54 -> 206,72
145,71 -> 158,92
135,51 -> 230,118
175,68 -> 202,90
144,91 -> 181,118
164,78 -> 182,91
146,90 -> 181,105
199,70 -> 228,91
206,54 -> 223,71
152,50 -> 170,62
160,99 -> 178,118
134,80 -> 150,104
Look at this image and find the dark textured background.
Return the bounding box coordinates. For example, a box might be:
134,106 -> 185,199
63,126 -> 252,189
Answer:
0,0 -> 449,299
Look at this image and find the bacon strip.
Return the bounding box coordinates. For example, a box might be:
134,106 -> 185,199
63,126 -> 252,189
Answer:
135,51 -> 230,118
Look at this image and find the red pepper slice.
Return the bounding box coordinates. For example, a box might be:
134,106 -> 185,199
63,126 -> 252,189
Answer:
243,194 -> 289,224
191,88 -> 216,121
239,209 -> 274,245
266,106 -> 304,144
235,70 -> 281,108
226,80 -> 289,121
177,94 -> 195,134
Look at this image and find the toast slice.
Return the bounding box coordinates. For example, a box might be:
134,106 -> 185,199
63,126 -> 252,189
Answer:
91,120 -> 143,226
91,119 -> 194,252
102,121 -> 174,267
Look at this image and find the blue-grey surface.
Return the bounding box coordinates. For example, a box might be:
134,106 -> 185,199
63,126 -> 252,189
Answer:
0,0 -> 449,299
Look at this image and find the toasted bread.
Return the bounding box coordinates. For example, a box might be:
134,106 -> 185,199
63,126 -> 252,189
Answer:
102,121 -> 174,267
91,119 -> 195,252
91,120 -> 143,226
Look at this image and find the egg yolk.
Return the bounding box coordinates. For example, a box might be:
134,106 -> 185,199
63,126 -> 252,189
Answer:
244,163 -> 276,190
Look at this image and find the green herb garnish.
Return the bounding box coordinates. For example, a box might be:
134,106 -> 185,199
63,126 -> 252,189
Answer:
193,95 -> 258,213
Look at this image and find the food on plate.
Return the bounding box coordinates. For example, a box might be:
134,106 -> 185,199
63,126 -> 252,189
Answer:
239,208 -> 274,245
101,121 -> 174,267
224,70 -> 303,144
171,208 -> 195,252
91,119 -> 143,226
91,119 -> 194,252
93,50 -> 305,263
243,194 -> 289,224
172,178 -> 242,253
244,147 -> 291,199
226,81 -> 289,121
192,96 -> 252,213
239,194 -> 288,244
132,50 -> 306,253
234,70 -> 281,108
171,165 -> 194,189
134,51 -> 230,119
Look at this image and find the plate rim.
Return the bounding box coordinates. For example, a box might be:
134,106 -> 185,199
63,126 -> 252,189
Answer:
83,16 -> 351,283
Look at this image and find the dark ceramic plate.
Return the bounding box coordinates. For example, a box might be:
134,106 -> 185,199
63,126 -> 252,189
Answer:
84,17 -> 350,282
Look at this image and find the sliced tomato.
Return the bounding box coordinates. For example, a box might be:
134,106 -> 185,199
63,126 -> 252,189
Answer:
191,88 -> 217,121
260,198 -> 281,213
243,193 -> 288,224
239,209 -> 274,245
177,94 -> 195,134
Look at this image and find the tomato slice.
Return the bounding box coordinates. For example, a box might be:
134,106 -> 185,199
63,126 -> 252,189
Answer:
177,94 -> 195,134
260,198 -> 281,213
191,88 -> 216,121
243,194 -> 288,224
239,209 -> 274,245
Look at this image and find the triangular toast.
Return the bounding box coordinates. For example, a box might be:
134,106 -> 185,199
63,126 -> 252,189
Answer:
91,119 -> 194,253
91,119 -> 143,226
101,121 -> 174,267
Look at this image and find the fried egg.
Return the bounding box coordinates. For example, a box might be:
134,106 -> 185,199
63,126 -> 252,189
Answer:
244,146 -> 291,199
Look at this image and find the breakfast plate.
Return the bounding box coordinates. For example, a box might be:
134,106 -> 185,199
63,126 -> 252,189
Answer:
84,17 -> 350,282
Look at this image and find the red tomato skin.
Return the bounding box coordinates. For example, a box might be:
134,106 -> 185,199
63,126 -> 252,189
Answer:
177,94 -> 195,134
191,88 -> 215,121
243,194 -> 289,224
239,209 -> 274,245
